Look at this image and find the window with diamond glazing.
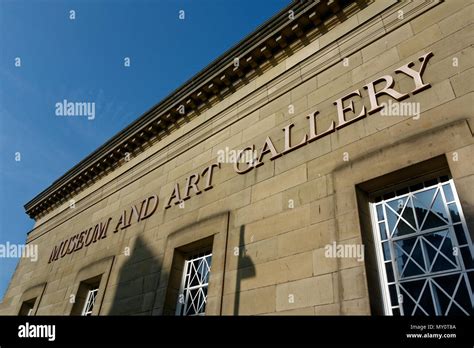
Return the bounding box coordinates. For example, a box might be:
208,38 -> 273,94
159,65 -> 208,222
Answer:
176,251 -> 212,316
81,288 -> 99,316
371,177 -> 474,315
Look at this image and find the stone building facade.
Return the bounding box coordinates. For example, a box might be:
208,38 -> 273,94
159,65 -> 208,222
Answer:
1,0 -> 473,316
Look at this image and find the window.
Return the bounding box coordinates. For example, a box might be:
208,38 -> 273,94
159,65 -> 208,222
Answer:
19,298 -> 36,316
82,288 -> 99,316
371,176 -> 474,315
176,250 -> 212,316
162,236 -> 214,315
71,275 -> 102,316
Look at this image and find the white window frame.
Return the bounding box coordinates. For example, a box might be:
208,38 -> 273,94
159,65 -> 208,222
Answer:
176,251 -> 212,316
81,288 -> 99,316
370,177 -> 474,315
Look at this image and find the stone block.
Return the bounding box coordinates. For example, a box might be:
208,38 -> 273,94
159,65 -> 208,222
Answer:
242,204 -> 310,244
233,193 -> 283,227
276,274 -> 334,311
450,67 -> 474,97
222,285 -> 276,315
312,247 -> 338,276
410,1 -> 467,34
398,24 -> 442,59
310,195 -> 335,224
251,164 -> 307,202
340,266 -> 367,301
361,23 -> 413,63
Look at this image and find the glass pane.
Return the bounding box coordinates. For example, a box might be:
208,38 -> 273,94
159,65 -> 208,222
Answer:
382,242 -> 391,261
422,211 -> 447,230
386,202 -> 416,237
442,183 -> 454,202
413,188 -> 436,222
387,197 -> 407,217
468,271 -> 474,290
385,262 -> 394,283
399,280 -> 426,315
454,224 -> 467,245
448,203 -> 461,223
451,276 -> 472,315
196,259 -> 205,282
439,176 -> 449,183
401,198 -> 417,231
203,258 -> 211,284
461,247 -> 474,270
423,230 -> 458,273
379,222 -> 387,240
412,188 -> 449,229
394,237 -> 425,278
431,190 -> 449,221
416,283 -> 436,315
402,278 -> 435,315
186,288 -> 199,315
409,182 -> 423,192
425,178 -> 438,187
389,284 -> 398,305
431,279 -> 453,315
376,204 -> 384,222
189,263 -> 200,287
386,205 -> 399,237
432,274 -> 472,315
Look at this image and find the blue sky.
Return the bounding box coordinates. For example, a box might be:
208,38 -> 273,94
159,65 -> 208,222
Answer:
0,0 -> 289,300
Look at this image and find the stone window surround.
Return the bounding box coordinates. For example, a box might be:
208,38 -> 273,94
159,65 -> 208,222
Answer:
336,119 -> 473,314
62,256 -> 115,315
152,212 -> 229,315
16,283 -> 47,316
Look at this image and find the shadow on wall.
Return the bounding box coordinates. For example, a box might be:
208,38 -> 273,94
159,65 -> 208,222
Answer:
233,225 -> 256,315
107,236 -> 165,315
107,226 -> 257,315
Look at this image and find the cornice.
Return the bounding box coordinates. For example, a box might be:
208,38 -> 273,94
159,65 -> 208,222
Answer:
27,0 -> 445,239
25,0 -> 355,220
